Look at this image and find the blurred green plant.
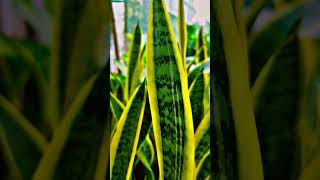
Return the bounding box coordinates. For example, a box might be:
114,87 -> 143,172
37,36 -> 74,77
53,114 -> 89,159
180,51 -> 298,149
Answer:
0,0 -> 108,180
212,0 -> 320,180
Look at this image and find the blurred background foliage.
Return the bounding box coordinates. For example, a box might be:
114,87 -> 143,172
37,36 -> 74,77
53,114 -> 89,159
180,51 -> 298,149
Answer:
0,0 -> 109,179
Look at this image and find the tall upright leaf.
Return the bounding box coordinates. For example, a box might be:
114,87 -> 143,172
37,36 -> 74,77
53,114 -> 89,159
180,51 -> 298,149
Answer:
213,0 -> 264,179
125,24 -> 143,102
252,37 -> 300,180
194,112 -> 210,164
146,0 -> 195,179
196,27 -> 208,64
248,3 -> 303,85
33,68 -> 108,180
49,0 -> 107,126
110,81 -> 147,180
189,73 -> 205,130
178,0 -> 187,69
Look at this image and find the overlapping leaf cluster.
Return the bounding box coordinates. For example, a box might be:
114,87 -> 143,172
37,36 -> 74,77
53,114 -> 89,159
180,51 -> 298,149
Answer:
110,0 -> 210,179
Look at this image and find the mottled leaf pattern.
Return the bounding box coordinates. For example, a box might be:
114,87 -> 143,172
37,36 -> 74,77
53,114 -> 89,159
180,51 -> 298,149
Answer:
125,24 -> 143,101
110,81 -> 147,180
189,73 -> 205,130
146,0 -> 194,179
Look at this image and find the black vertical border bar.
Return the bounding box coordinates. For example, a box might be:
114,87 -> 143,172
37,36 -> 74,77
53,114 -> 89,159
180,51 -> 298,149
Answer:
106,0 -> 111,179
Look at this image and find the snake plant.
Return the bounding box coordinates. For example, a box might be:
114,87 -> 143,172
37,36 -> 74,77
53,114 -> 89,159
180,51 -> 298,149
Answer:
1,0 -> 320,179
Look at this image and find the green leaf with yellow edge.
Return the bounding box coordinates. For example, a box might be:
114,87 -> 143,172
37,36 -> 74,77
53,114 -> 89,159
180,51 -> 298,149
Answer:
0,96 -> 47,179
195,150 -> 210,180
188,59 -> 209,87
32,75 -> 97,180
110,81 -> 147,180
213,0 -> 264,179
146,0 -> 195,179
125,24 -> 143,102
189,72 -> 205,130
194,111 -> 210,165
196,27 -> 208,64
178,0 -> 187,69
252,37 -> 300,180
49,0 -> 107,127
110,92 -> 125,121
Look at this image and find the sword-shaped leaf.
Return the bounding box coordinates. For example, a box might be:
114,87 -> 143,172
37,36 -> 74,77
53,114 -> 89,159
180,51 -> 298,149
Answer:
49,0 -> 107,127
252,37 -> 300,180
178,0 -> 187,69
186,46 -> 204,72
110,81 -> 147,180
194,111 -> 210,179
146,0 -> 195,179
110,92 -> 125,137
136,150 -> 155,180
137,96 -> 153,146
194,112 -> 210,164
125,24 -> 143,101
249,3 -> 304,85
33,69 -> 109,180
110,92 -> 125,120
189,73 -> 205,130
195,150 -> 210,180
196,27 -> 208,64
188,60 -> 209,87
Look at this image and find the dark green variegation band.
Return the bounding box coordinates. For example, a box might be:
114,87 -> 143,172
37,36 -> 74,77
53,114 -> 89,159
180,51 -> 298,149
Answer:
110,81 -> 147,180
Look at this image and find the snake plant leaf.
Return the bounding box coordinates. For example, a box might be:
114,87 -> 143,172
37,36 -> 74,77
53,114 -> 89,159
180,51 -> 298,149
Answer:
303,64 -> 320,131
110,81 -> 147,180
298,38 -> 320,168
213,0 -> 264,179
252,37 -> 300,180
249,3 -> 304,85
0,96 -> 47,179
203,73 -> 210,113
141,135 -> 155,164
55,68 -> 109,180
211,81 -> 237,179
0,36 -> 51,134
134,137 -> 156,180
195,150 -> 210,180
188,59 -> 209,87
186,46 -> 204,72
194,111 -> 210,164
196,27 -> 208,64
146,0 -> 195,179
110,92 -> 125,136
137,96 -> 153,146
0,36 -> 49,114
0,125 -> 23,180
193,110 -> 210,180
189,73 -> 205,130
125,24 -> 143,102
33,68 -> 108,180
110,92 -> 125,121
136,150 -> 155,180
49,0 -> 107,126
211,5 -> 237,178
298,150 -> 320,180
178,0 -> 187,69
